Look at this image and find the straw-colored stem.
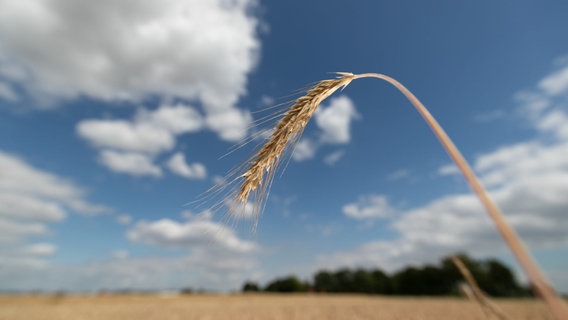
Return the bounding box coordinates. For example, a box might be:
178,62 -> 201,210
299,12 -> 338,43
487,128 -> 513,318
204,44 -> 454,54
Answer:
452,256 -> 510,320
353,73 -> 568,320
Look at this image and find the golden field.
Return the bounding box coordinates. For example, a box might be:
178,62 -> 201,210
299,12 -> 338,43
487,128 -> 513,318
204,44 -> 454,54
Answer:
0,294 -> 551,320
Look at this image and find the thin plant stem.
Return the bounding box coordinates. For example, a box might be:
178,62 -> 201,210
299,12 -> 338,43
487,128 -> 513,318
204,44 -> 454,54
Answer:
452,256 -> 510,320
352,73 -> 568,320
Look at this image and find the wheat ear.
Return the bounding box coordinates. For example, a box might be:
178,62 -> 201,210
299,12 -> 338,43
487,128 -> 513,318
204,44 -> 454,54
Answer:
231,72 -> 568,319
236,73 -> 354,216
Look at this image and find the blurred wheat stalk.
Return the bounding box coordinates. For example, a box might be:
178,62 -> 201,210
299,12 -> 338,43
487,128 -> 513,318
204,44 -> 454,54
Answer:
453,256 -> 510,320
229,72 -> 567,319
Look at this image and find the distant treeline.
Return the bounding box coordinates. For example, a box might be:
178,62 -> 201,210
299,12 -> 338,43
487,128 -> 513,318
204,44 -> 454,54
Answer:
242,254 -> 532,297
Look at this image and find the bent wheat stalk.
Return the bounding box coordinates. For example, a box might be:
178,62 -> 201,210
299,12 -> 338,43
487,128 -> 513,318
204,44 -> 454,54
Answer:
232,72 -> 568,319
452,256 -> 510,320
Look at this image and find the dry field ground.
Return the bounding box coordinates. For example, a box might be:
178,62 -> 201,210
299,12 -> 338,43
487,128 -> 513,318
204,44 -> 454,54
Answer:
0,294 -> 551,320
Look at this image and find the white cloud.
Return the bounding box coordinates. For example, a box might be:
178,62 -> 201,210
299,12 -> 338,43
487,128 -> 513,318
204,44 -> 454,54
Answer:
77,104 -> 203,155
17,243 -> 57,257
538,63 -> 568,96
205,108 -> 253,142
343,194 -> 397,220
0,220 -> 48,243
438,163 -> 459,176
260,95 -> 275,106
111,250 -> 129,260
0,0 -> 258,142
0,252 -> 259,292
292,138 -> 318,162
317,60 -> 568,290
79,103 -> 208,176
536,110 -> 568,140
387,169 -> 410,181
99,150 -> 162,177
127,217 -> 257,253
473,109 -> 505,123
139,104 -> 204,134
167,152 -> 207,180
0,151 -> 107,216
315,96 -> 359,144
0,209 -> 261,292
116,214 -> 133,225
0,193 -> 65,222
0,148 -> 108,280
320,163 -> 568,273
0,0 -> 260,108
78,119 -> 172,154
0,82 -> 18,101
323,150 -> 345,166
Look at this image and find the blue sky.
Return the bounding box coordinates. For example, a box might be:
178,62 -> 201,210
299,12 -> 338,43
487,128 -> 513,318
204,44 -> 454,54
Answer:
1,0 -> 568,292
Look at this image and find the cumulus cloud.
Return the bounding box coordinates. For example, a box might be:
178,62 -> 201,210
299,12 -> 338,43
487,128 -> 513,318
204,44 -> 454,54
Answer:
437,163 -> 459,176
139,104 -> 204,134
78,104 -> 208,176
206,108 -> 253,142
0,242 -> 57,271
111,250 -> 129,260
343,194 -> 397,220
0,193 -> 65,222
323,150 -> 345,166
0,0 -> 259,104
317,60 -> 568,289
0,0 -> 258,141
0,82 -> 18,101
115,214 -> 133,225
1,208 -> 261,292
538,63 -> 568,96
0,252 -> 259,292
0,151 -> 108,217
167,152 -> 207,180
0,220 -> 48,243
16,243 -> 57,257
0,151 -> 107,273
127,216 -> 258,253
315,96 -> 360,144
99,150 -> 162,177
78,104 -> 202,154
387,169 -> 410,181
292,138 -> 318,162
260,95 -> 275,106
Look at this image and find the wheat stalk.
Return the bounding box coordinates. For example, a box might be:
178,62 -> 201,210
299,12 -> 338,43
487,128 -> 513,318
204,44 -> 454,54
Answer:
452,256 -> 510,320
228,73 -> 567,319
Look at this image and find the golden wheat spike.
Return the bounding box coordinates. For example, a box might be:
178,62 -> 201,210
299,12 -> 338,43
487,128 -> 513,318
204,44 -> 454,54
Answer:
236,73 -> 354,205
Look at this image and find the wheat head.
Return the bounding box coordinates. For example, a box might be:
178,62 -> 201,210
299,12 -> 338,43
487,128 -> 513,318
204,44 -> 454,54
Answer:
236,73 -> 354,210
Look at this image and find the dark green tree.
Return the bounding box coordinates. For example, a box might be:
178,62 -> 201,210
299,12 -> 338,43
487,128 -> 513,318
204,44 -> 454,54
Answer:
392,265 -> 451,295
418,265 -> 452,295
371,269 -> 392,294
392,267 -> 420,295
314,271 -> 336,293
352,269 -> 374,293
242,281 -> 260,292
247,253 -> 525,297
264,276 -> 307,293
483,259 -> 524,296
334,268 -> 356,292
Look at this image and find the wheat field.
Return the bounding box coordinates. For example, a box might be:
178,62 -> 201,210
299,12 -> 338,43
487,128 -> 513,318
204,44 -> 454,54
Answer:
0,294 -> 551,320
